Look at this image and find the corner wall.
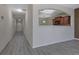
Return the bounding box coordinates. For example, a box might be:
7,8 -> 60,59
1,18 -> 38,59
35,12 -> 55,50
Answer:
33,4 -> 74,48
24,5 -> 33,47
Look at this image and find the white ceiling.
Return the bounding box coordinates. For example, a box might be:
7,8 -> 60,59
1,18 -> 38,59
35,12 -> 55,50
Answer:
39,9 -> 62,18
12,9 -> 26,20
8,4 -> 27,20
7,4 -> 79,9
60,4 -> 79,9
8,4 -> 28,9
8,4 -> 79,19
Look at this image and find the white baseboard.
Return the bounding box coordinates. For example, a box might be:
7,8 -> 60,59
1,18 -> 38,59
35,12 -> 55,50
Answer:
74,38 -> 79,40
32,39 -> 74,48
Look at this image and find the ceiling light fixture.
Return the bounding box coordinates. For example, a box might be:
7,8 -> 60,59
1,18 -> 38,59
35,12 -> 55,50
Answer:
16,9 -> 23,12
40,9 -> 56,14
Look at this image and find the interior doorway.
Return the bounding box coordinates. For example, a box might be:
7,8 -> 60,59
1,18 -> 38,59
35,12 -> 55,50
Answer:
16,18 -> 23,32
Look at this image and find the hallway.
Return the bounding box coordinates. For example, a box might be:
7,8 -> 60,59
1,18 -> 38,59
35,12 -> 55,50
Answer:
0,32 -> 38,55
1,32 -> 79,55
0,4 -> 79,55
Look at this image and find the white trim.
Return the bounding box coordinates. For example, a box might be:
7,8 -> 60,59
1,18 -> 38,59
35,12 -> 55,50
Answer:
32,39 -> 74,48
74,38 -> 79,40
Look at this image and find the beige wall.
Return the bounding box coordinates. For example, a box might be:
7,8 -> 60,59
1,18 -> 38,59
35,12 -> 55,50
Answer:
33,4 -> 74,48
24,5 -> 33,47
0,5 -> 15,52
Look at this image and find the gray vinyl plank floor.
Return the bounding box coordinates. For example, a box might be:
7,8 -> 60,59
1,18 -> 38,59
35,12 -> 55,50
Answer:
1,32 -> 79,55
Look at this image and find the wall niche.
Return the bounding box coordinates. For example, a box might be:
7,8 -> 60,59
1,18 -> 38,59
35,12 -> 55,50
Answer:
39,9 -> 71,26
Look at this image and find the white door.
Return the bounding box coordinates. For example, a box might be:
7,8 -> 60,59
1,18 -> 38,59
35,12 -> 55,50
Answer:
16,19 -> 23,32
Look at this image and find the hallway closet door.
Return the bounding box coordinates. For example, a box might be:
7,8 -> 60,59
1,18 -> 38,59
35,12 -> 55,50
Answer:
75,8 -> 79,38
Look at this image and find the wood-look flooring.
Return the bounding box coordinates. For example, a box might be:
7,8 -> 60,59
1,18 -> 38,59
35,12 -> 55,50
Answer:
1,32 -> 79,55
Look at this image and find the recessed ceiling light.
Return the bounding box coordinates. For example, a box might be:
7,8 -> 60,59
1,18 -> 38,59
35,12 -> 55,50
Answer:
40,9 -> 56,14
16,9 -> 23,12
42,20 -> 46,23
